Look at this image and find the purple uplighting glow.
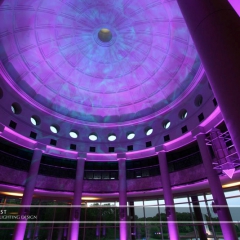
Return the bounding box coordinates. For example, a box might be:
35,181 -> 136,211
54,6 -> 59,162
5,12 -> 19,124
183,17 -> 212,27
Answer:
0,0 -> 201,124
0,0 -> 240,240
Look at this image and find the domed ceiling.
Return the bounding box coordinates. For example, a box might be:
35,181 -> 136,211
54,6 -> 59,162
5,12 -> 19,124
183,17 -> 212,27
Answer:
0,0 -> 201,123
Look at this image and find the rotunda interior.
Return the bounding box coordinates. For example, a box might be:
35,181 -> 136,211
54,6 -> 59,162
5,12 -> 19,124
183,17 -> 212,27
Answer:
0,0 -> 240,239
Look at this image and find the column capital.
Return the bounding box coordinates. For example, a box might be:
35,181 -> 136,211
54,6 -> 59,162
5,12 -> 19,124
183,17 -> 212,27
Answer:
191,126 -> 205,138
117,153 -> 126,159
77,152 -> 87,159
155,145 -> 166,153
33,142 -> 46,152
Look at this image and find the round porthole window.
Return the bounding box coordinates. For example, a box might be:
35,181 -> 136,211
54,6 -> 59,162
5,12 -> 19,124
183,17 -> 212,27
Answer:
89,133 -> 98,141
30,115 -> 41,126
145,128 -> 153,136
194,95 -> 203,107
179,109 -> 188,120
163,120 -> 171,129
108,134 -> 116,141
70,131 -> 78,138
50,125 -> 59,134
11,103 -> 22,114
127,132 -> 135,140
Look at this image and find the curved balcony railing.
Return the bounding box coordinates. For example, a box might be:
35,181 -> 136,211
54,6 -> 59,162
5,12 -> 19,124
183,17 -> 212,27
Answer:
0,149 -> 31,171
168,151 -> 202,173
0,149 -> 203,180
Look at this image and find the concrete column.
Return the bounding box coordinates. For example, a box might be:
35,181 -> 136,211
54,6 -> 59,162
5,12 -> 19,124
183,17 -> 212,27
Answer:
191,196 -> 207,240
177,0 -> 240,158
196,133 -> 237,239
13,149 -> 42,240
129,201 -> 136,240
157,151 -> 179,240
68,157 -> 85,240
118,157 -> 127,240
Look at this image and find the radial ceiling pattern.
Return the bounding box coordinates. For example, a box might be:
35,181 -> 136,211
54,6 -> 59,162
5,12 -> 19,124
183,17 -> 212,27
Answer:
0,0 -> 200,123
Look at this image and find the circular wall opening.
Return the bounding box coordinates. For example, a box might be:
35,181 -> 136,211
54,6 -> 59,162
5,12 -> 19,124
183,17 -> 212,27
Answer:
108,134 -> 116,141
127,132 -> 135,140
194,95 -> 203,107
89,133 -> 97,141
70,131 -> 78,139
163,120 -> 171,129
11,103 -> 22,114
50,125 -> 59,134
145,128 -> 153,136
98,28 -> 112,42
179,109 -> 188,120
31,115 -> 41,126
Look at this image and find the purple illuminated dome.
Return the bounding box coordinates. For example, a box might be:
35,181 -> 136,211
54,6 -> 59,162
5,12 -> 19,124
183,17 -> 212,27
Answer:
0,0 -> 201,124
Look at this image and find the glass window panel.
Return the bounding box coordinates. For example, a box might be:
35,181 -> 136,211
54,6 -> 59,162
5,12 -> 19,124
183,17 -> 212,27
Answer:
102,171 -> 109,179
94,172 -> 101,179
146,224 -> 162,239
144,200 -> 158,206
174,197 -> 188,204
134,201 -> 144,220
175,203 -> 195,236
6,198 -> 21,204
206,193 -> 213,200
224,189 -> 240,198
142,169 -> 149,177
135,223 -> 146,239
158,199 -> 165,205
101,226 -> 116,239
145,205 -> 159,221
135,170 -> 142,178
197,195 -> 205,201
110,171 -> 117,179
226,197 -> 240,221
86,172 -> 93,179
84,227 -> 98,240
85,203 -> 101,227
38,226 -> 53,239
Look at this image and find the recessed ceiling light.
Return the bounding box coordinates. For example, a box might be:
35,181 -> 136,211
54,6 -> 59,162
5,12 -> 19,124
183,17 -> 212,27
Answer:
50,125 -> 59,134
89,134 -> 97,141
108,134 -> 116,141
194,95 -> 203,107
70,131 -> 78,138
127,132 -> 135,140
146,128 -> 153,136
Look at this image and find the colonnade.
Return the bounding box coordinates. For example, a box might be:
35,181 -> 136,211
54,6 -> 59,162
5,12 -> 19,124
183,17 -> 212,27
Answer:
10,0 -> 240,239
11,133 -> 238,240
